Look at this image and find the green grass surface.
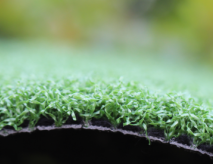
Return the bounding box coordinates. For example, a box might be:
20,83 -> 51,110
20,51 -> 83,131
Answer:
0,41 -> 213,147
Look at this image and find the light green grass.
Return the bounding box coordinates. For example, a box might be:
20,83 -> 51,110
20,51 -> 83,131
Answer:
0,41 -> 213,147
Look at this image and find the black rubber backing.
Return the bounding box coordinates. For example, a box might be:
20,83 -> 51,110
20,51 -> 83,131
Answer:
0,117 -> 213,164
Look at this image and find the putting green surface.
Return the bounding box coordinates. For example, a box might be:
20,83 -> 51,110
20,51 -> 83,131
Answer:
0,41 -> 213,147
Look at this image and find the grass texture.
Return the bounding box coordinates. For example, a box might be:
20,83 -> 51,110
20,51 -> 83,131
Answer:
0,41 -> 213,147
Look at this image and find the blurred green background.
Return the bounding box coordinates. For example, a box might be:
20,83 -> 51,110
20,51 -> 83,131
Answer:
0,0 -> 213,101
0,0 -> 213,63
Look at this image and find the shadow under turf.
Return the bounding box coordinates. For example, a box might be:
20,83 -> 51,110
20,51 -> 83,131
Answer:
0,129 -> 212,164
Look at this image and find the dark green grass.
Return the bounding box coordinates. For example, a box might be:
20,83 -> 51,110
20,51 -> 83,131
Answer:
0,41 -> 213,147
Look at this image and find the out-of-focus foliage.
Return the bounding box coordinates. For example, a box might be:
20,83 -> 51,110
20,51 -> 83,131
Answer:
146,0 -> 213,62
177,0 -> 213,61
0,0 -> 120,40
0,0 -> 213,62
127,0 -> 182,19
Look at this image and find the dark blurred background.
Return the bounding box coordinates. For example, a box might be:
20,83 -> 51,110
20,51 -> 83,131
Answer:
0,0 -> 213,64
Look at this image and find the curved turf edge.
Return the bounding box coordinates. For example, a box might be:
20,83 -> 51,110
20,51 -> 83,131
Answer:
0,118 -> 213,158
1,77 -> 213,158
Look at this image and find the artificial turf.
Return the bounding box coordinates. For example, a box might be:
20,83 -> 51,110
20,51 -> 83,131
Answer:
0,42 -> 213,148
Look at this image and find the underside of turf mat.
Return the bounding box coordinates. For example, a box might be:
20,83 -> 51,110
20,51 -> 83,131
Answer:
0,116 -> 213,163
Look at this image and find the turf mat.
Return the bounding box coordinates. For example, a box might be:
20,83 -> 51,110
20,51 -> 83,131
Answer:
0,42 -> 213,158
